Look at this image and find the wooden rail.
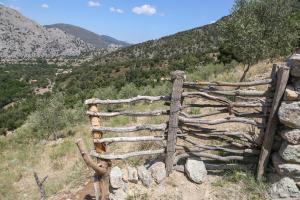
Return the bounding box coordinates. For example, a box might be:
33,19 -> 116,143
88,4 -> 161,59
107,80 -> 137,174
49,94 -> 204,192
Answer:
92,123 -> 167,133
85,95 -> 170,105
183,79 -> 273,88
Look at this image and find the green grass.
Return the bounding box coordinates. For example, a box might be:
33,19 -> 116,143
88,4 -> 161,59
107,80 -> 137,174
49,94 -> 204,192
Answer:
212,169 -> 270,200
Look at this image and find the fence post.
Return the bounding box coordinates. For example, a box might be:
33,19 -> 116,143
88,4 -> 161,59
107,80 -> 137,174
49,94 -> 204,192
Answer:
89,104 -> 111,200
166,70 -> 185,176
256,65 -> 290,180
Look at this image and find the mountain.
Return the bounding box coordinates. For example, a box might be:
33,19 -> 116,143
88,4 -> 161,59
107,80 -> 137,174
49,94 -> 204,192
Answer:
0,5 -> 93,60
45,23 -> 130,49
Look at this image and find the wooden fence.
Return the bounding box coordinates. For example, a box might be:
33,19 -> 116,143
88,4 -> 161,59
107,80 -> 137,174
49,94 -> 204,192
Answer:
76,64 -> 289,199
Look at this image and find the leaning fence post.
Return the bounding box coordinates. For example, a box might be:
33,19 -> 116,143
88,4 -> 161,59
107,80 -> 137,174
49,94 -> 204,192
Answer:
166,70 -> 185,176
89,104 -> 111,200
256,65 -> 290,180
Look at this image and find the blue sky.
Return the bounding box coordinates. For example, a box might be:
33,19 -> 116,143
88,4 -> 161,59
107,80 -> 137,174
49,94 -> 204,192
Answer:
1,0 -> 235,43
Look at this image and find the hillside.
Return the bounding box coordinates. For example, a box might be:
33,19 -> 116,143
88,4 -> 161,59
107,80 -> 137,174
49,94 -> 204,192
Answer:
45,23 -> 130,49
0,6 -> 93,60
91,20 -> 221,65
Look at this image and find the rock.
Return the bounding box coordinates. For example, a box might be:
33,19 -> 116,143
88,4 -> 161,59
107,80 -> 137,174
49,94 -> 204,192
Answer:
283,85 -> 299,101
127,166 -> 138,183
149,162 -> 166,184
272,153 -> 300,181
278,102 -> 300,129
137,166 -> 152,187
185,158 -> 207,184
292,78 -> 300,93
280,129 -> 300,145
110,166 -> 123,189
288,54 -> 300,77
122,168 -> 128,183
109,187 -> 127,200
269,176 -> 300,199
279,141 -> 300,163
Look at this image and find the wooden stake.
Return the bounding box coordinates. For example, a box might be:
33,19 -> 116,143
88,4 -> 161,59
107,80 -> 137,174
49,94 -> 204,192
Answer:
33,172 -> 48,200
165,71 -> 185,176
256,65 -> 290,180
89,104 -> 110,200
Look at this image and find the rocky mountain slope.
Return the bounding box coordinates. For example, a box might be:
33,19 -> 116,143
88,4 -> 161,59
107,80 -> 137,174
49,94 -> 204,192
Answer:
0,6 -> 93,60
45,23 -> 130,49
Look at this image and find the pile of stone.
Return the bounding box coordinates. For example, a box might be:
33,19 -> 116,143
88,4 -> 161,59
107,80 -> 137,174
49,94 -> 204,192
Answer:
109,162 -> 167,200
270,53 -> 300,199
108,158 -> 208,200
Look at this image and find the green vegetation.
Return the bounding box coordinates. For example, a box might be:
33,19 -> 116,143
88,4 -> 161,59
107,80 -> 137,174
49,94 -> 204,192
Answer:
212,169 -> 270,200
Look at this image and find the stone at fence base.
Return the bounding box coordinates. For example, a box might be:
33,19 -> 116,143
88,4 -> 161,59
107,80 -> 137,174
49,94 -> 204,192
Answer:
278,102 -> 300,129
272,153 -> 300,181
137,165 -> 153,187
185,158 -> 207,184
268,175 -> 300,200
128,166 -> 138,183
109,183 -> 128,200
149,162 -> 166,184
279,142 -> 300,164
110,166 -> 124,189
280,129 -> 300,145
288,54 -> 300,77
122,168 -> 128,183
283,85 -> 299,101
292,78 -> 300,93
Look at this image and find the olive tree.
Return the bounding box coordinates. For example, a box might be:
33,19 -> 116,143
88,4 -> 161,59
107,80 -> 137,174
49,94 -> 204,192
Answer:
219,0 -> 298,82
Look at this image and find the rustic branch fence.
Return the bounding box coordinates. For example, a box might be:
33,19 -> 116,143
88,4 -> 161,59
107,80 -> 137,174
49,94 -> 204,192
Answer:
76,64 -> 289,200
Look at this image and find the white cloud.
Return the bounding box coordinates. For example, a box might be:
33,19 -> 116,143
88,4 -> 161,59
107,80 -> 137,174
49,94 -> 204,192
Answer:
209,20 -> 216,24
88,1 -> 100,7
41,3 -> 49,9
0,2 -> 4,6
110,7 -> 123,14
132,4 -> 156,16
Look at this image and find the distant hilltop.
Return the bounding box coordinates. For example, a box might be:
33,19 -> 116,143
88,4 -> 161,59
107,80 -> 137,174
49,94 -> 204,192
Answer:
45,23 -> 130,49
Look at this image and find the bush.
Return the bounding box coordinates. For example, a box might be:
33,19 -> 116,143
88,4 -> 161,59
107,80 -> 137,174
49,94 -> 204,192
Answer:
27,93 -> 84,140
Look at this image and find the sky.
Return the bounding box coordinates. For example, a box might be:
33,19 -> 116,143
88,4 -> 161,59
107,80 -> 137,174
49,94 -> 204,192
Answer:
0,0 -> 235,44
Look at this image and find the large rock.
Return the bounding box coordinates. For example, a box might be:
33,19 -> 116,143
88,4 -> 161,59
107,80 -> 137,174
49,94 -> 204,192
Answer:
279,141 -> 300,163
137,166 -> 153,187
278,102 -> 300,129
110,166 -> 123,189
283,85 -> 299,101
127,166 -> 138,183
288,54 -> 300,77
272,153 -> 300,181
185,158 -> 207,184
149,162 -> 166,184
269,176 -> 300,199
280,129 -> 300,145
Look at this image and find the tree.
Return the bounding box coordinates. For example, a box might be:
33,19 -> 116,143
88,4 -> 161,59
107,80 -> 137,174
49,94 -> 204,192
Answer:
219,0 -> 299,82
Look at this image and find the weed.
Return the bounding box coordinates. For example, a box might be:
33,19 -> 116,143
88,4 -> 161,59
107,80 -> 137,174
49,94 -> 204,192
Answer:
126,192 -> 149,200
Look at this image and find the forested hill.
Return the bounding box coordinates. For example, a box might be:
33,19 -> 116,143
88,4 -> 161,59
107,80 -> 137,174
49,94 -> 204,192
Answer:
91,19 -> 222,65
